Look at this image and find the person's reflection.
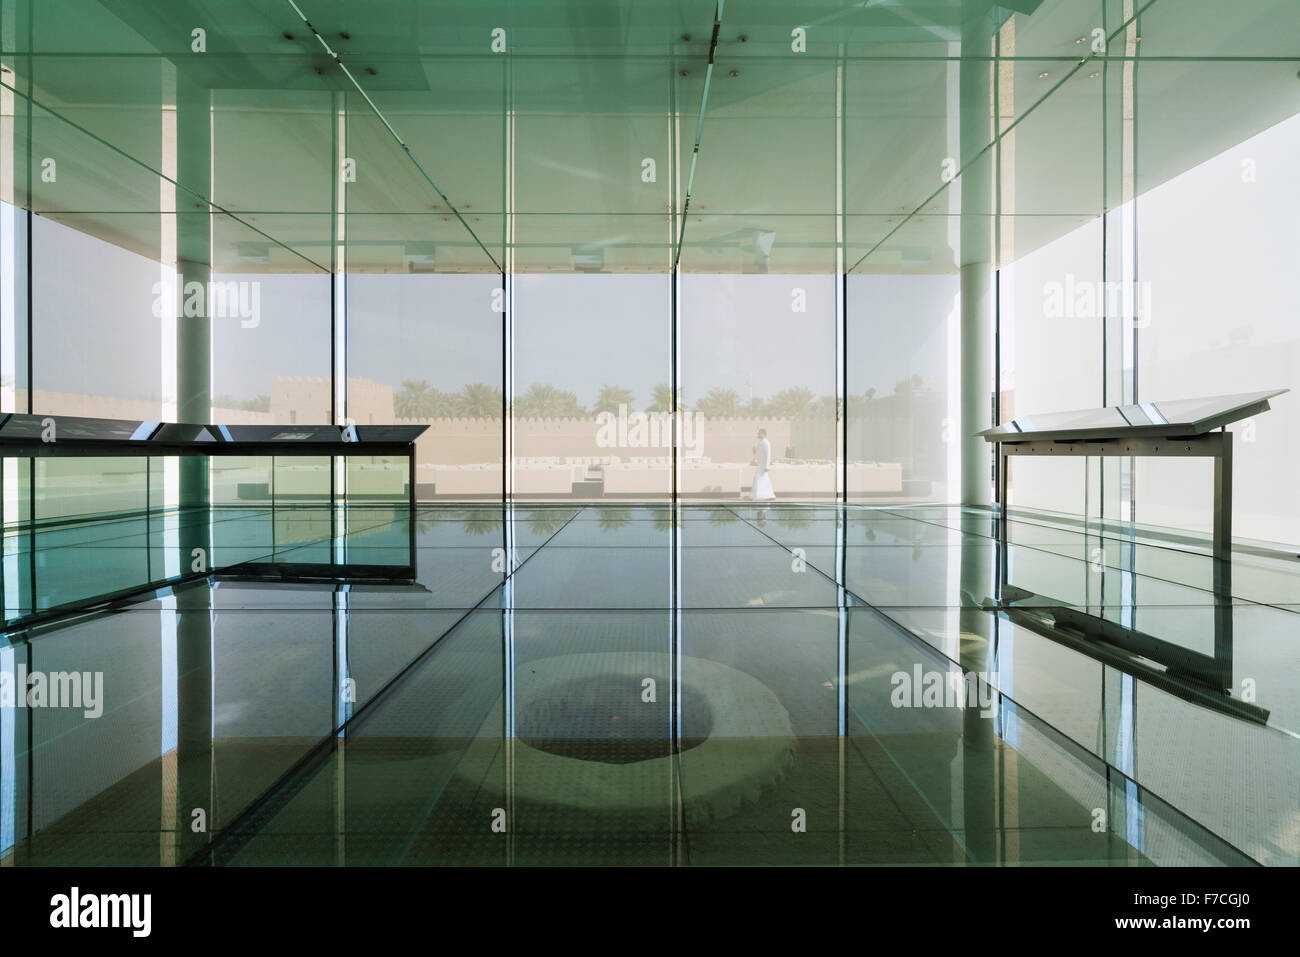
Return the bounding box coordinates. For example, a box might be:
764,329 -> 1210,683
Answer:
750,428 -> 776,501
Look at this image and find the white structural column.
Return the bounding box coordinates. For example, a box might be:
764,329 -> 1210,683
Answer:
959,8 -> 995,508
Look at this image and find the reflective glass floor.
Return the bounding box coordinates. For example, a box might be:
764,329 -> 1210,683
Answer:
2,503 -> 1296,866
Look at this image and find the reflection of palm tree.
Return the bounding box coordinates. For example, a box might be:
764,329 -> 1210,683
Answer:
775,511 -> 812,533
522,509 -> 567,535
593,385 -> 634,414
459,510 -> 503,534
512,383 -> 587,419
415,508 -> 502,535
651,508 -> 676,533
706,507 -> 737,526
596,508 -> 632,531
647,384 -> 685,413
695,388 -> 740,418
457,383 -> 503,418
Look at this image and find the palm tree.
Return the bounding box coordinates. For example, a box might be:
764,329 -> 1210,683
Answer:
593,385 -> 635,414
766,386 -> 816,419
512,383 -> 587,419
647,384 -> 685,413
395,379 -> 436,417
430,389 -> 461,417
457,383 -> 504,418
695,387 -> 740,418
813,395 -> 840,419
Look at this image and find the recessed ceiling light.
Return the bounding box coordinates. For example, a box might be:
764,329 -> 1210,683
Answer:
1089,71 -> 1100,78
1038,71 -> 1049,79
1075,36 -> 1086,44
729,70 -> 739,77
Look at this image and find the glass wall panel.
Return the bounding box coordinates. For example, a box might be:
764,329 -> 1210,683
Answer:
1134,110 -> 1300,547
681,275 -> 836,501
512,56 -> 670,274
680,56 -> 837,275
997,218 -> 1104,516
348,274 -> 503,502
847,272 -> 957,504
211,89 -> 332,270
512,274 -> 670,501
845,57 -> 953,268
209,217 -> 332,427
0,201 -> 28,413
32,214 -> 162,419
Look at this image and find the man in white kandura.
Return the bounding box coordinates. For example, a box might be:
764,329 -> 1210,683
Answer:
751,428 -> 776,501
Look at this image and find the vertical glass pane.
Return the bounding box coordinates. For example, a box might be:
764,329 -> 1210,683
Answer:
32,214 -> 162,419
513,274 -> 671,501
348,274 -> 502,503
997,218 -> 1103,516
1135,103 -> 1300,547
0,201 -> 28,413
681,275 -> 837,502
210,216 -> 332,427
847,272 -> 958,503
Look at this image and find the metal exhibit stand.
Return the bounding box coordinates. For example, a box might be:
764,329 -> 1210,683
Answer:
977,389 -> 1286,711
0,414 -> 427,626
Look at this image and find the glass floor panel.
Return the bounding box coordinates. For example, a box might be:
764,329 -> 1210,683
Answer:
0,503 -> 1293,866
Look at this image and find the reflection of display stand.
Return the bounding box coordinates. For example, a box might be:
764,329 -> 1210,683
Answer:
977,390 -> 1286,710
